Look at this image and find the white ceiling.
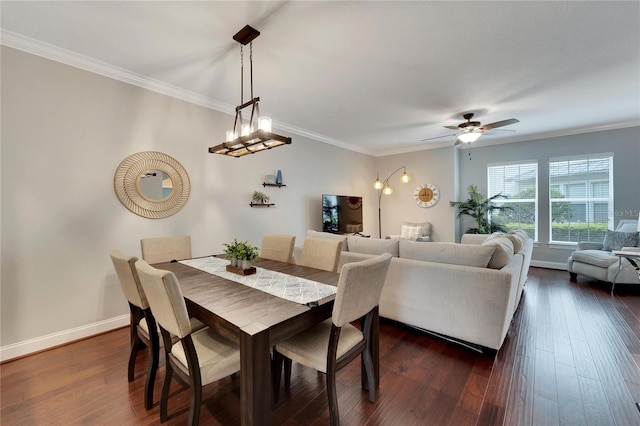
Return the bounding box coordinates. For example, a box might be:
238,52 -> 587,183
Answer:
2,1 -> 639,156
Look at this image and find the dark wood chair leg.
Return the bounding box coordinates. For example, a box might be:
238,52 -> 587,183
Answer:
143,311 -> 160,410
127,334 -> 142,382
160,360 -> 173,423
362,347 -> 376,403
327,366 -> 339,426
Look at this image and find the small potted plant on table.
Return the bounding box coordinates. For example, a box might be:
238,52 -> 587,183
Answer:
223,239 -> 259,275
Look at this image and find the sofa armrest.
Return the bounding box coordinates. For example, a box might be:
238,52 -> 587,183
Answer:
576,241 -> 603,251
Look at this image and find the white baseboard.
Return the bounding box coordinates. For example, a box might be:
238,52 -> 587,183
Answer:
531,260 -> 567,270
0,315 -> 129,362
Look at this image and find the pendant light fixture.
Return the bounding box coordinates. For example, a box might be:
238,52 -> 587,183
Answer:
208,25 -> 292,158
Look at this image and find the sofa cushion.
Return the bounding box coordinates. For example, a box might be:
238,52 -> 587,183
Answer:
602,230 -> 639,251
399,239 -> 495,268
347,236 -> 399,256
506,231 -> 526,253
481,233 -> 514,269
306,230 -> 348,251
400,225 -> 425,241
571,249 -> 619,268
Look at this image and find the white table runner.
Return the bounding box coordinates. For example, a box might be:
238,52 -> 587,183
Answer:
179,257 -> 337,305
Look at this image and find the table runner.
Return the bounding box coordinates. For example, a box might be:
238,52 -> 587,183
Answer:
180,256 -> 337,304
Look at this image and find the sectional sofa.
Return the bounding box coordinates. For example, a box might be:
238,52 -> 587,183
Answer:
299,230 -> 533,352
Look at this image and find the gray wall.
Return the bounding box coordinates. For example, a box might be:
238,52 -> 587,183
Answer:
456,127 -> 640,267
0,46 -> 375,358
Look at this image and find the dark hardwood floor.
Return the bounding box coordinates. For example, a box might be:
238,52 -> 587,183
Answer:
2,267 -> 639,425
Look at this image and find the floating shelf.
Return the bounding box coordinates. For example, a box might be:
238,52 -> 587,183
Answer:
262,183 -> 286,188
250,203 -> 275,207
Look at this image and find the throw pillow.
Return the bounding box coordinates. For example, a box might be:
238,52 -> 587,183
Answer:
505,231 -> 526,253
481,233 -> 515,269
401,225 -> 425,241
602,230 -> 639,251
403,221 -> 433,238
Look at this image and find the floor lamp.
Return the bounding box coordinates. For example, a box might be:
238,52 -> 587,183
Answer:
374,166 -> 411,238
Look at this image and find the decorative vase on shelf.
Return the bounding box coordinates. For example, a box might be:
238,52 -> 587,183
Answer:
275,170 -> 283,185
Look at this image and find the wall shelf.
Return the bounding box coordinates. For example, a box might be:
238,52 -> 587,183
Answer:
262,183 -> 286,188
250,203 -> 275,207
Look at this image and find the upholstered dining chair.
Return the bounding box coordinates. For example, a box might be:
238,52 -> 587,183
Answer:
135,260 -> 240,425
260,234 -> 296,263
298,237 -> 343,272
274,253 -> 392,426
140,235 -> 192,264
109,250 -> 160,410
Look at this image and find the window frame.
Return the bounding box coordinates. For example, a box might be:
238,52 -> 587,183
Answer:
487,160 -> 539,241
548,153 -> 614,244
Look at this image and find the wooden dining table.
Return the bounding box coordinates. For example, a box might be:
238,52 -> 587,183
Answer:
154,256 -> 379,426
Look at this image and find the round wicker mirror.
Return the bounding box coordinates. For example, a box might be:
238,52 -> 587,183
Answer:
114,151 -> 190,219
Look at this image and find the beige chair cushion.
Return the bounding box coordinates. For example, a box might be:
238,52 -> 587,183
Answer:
261,234 -> 296,263
135,260 -> 192,339
306,230 -> 349,251
170,327 -> 240,385
346,236 -> 400,256
276,320 -> 363,373
571,250 -> 619,268
400,240 -> 495,268
140,235 -> 192,264
481,233 -> 515,269
110,250 -> 148,309
505,231 -> 526,253
299,238 -> 343,272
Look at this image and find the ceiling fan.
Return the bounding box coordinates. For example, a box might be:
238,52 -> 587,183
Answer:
421,113 -> 520,145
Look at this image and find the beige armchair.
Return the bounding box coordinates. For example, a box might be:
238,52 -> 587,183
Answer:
298,237 -> 343,272
140,235 -> 191,264
135,260 -> 240,425
274,253 -> 392,426
260,234 -> 296,263
109,250 -> 160,410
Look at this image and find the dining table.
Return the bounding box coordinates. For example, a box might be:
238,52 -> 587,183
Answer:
154,255 -> 380,426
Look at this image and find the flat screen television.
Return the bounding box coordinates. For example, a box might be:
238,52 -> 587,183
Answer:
322,194 -> 363,234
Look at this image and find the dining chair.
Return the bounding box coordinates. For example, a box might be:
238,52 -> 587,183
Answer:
140,235 -> 192,264
298,237 -> 343,272
109,250 -> 160,410
273,253 -> 392,426
135,260 -> 241,425
260,234 -> 296,263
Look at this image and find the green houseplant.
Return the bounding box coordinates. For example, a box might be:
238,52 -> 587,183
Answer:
223,239 -> 259,269
449,184 -> 512,234
251,191 -> 270,204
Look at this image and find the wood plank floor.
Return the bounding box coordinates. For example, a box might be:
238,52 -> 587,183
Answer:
2,267 -> 639,425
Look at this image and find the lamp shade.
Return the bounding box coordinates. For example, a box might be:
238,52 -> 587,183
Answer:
458,131 -> 482,144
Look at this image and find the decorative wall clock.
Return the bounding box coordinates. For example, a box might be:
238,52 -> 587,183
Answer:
413,183 -> 439,208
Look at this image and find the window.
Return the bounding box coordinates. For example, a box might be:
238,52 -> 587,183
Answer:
487,161 -> 538,240
549,154 -> 613,243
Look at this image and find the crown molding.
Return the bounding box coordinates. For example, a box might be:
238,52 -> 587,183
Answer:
1,30 -> 372,155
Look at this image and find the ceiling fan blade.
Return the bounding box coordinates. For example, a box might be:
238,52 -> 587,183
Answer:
480,118 -> 519,131
421,132 -> 458,142
443,125 -> 459,130
485,128 -> 516,133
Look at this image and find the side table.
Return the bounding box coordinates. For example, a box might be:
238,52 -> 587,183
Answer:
611,250 -> 640,295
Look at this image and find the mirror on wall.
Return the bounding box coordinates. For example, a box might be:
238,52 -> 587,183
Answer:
137,170 -> 173,201
114,151 -> 190,219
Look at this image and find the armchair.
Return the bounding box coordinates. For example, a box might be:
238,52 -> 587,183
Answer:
567,220 -> 640,287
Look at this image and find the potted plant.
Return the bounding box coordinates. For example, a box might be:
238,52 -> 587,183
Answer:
236,241 -> 259,269
251,191 -> 270,204
449,184 -> 512,234
223,238 -> 241,267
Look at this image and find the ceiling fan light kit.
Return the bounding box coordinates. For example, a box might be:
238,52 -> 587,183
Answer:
209,25 -> 292,158
422,112 -> 520,146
